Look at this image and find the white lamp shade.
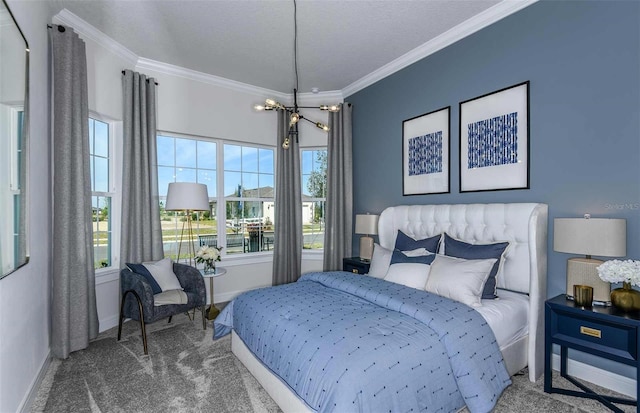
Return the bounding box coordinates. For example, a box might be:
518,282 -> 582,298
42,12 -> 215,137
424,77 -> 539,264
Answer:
165,182 -> 210,211
554,217 -> 626,257
355,214 -> 379,235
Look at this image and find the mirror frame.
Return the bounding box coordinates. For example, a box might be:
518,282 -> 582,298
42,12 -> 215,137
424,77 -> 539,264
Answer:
1,0 -> 29,278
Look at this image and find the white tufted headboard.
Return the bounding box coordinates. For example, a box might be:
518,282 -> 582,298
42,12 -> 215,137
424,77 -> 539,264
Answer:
378,203 -> 548,381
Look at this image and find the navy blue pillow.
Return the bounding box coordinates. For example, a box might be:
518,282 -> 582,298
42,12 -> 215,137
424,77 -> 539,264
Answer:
126,263 -> 162,294
394,231 -> 441,253
443,233 -> 509,299
390,250 -> 436,265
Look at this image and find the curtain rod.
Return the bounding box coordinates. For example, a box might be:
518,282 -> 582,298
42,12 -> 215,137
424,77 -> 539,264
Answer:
121,70 -> 159,86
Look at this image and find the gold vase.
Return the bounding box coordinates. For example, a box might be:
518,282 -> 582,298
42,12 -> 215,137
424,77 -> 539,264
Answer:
610,282 -> 640,312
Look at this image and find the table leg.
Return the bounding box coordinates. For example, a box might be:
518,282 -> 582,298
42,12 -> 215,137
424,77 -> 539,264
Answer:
206,277 -> 220,320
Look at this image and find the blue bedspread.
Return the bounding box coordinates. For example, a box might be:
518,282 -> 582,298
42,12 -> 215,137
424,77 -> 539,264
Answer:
214,272 -> 511,413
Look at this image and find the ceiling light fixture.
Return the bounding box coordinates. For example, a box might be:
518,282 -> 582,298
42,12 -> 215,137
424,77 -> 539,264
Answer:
253,0 -> 341,149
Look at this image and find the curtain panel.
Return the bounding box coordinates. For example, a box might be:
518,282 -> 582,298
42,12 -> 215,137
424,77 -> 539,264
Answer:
120,70 -> 164,265
272,110 -> 303,285
50,25 -> 98,359
323,103 -> 353,271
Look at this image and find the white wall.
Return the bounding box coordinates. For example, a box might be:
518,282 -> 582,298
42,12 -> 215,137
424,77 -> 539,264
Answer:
0,1 -> 54,412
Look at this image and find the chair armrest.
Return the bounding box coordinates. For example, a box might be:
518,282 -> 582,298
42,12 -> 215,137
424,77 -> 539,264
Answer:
120,269 -> 155,321
173,263 -> 206,305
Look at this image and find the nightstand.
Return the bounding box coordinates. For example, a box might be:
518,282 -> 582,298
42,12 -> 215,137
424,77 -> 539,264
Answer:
544,294 -> 639,412
342,257 -> 370,274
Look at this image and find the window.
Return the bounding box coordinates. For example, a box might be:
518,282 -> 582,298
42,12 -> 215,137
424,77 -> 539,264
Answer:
301,149 -> 327,250
89,117 -> 114,269
223,144 -> 274,255
157,134 -> 217,261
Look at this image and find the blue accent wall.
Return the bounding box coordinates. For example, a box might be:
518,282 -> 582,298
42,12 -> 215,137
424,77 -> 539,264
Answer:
350,0 -> 639,293
348,0 -> 640,379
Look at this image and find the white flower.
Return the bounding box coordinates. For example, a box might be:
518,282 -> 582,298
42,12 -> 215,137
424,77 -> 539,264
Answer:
195,245 -> 222,264
597,260 -> 640,286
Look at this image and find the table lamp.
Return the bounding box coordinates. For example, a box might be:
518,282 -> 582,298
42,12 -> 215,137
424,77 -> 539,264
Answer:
554,215 -> 626,305
355,213 -> 379,261
165,182 -> 210,265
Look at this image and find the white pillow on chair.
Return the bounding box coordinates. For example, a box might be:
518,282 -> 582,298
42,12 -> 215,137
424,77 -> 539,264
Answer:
143,258 -> 183,292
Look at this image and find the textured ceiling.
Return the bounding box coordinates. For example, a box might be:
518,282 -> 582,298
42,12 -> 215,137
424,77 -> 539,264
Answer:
47,0 -> 502,94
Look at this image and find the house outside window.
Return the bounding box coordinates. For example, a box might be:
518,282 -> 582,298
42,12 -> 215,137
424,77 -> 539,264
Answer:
89,116 -> 115,269
301,148 -> 327,250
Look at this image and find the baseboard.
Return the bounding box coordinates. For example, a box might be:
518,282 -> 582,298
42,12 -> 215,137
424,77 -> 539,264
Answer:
552,353 -> 636,398
99,313 -> 120,333
19,350 -> 51,413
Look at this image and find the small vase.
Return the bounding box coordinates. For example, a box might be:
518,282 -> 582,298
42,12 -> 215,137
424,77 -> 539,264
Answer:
203,261 -> 216,275
610,282 -> 640,312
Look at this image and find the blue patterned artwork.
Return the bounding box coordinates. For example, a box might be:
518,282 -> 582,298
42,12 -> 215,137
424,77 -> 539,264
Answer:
407,131 -> 443,175
467,112 -> 518,169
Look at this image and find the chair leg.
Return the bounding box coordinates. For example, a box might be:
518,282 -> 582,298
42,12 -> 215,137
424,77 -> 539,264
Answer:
120,290 -> 148,355
202,306 -> 207,330
168,316 -> 172,324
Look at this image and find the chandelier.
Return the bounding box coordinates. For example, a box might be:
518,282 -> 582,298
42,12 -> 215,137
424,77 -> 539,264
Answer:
253,0 -> 341,149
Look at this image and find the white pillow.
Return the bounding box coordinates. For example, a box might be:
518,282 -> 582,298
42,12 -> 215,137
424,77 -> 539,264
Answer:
424,255 -> 497,307
143,258 -> 183,292
368,244 -> 433,279
368,243 -> 392,278
384,263 -> 432,290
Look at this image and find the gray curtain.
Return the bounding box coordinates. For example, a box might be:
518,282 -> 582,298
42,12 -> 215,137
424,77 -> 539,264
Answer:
323,103 -> 353,271
272,110 -> 302,285
120,70 -> 163,265
50,25 -> 98,359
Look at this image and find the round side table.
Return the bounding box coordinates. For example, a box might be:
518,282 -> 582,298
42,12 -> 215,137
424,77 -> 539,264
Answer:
200,267 -> 227,320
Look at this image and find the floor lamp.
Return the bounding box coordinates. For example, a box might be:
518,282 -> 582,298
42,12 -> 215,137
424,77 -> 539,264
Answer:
165,182 -> 210,266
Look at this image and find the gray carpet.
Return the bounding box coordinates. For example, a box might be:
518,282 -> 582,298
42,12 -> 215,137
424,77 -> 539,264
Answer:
33,311 -> 632,412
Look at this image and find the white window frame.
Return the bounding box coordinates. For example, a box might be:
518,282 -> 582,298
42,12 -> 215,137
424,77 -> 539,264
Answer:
89,112 -> 122,275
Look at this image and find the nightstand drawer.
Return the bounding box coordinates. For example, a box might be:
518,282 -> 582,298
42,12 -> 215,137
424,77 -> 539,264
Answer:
342,257 -> 370,274
552,311 -> 638,361
343,262 -> 364,274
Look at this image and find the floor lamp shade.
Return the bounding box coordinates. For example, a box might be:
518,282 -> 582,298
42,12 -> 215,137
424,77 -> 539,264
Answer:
165,182 -> 210,212
355,214 -> 379,261
554,217 -> 626,305
165,182 -> 210,265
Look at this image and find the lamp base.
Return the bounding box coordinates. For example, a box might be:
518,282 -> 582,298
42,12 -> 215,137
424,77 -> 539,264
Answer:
359,236 -> 374,261
565,257 -> 611,305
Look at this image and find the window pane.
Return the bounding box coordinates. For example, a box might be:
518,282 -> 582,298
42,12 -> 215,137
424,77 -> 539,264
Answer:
175,167 -> 197,183
198,169 -> 216,197
301,150 -> 313,174
259,174 -> 274,197
303,200 -> 325,250
89,118 -> 95,154
175,138 -> 197,168
242,146 -> 259,173
158,166 -> 175,197
224,171 -> 242,197
242,172 -> 259,192
224,144 -> 242,171
157,135 -> 175,166
94,157 -> 109,192
197,140 -> 216,170
92,196 -> 112,269
93,119 -> 109,158
259,149 -> 274,174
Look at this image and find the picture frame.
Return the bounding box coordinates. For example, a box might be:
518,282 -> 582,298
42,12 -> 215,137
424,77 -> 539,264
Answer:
459,81 -> 529,192
402,106 -> 450,195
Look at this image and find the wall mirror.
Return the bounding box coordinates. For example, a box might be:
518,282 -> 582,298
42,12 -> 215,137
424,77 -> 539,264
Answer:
0,0 -> 29,278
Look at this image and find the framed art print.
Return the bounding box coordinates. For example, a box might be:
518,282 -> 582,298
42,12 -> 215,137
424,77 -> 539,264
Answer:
459,81 -> 529,192
402,106 -> 450,195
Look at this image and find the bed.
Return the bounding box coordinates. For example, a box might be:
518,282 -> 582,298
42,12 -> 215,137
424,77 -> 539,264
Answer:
216,203 -> 548,412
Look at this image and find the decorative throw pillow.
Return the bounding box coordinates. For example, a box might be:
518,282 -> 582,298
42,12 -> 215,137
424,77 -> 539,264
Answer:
153,289 -> 188,306
394,231 -> 441,254
443,233 -> 509,299
369,244 -> 434,279
127,258 -> 183,293
126,263 -> 162,294
368,243 -> 393,278
383,250 -> 436,289
425,254 -> 497,307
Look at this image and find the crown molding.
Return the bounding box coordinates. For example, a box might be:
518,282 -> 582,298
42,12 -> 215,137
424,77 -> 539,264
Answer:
136,57 -> 292,101
342,0 -> 538,97
297,90 -> 344,105
52,9 -> 138,66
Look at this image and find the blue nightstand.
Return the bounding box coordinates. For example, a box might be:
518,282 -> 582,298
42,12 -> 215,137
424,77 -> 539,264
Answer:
545,294 -> 639,412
